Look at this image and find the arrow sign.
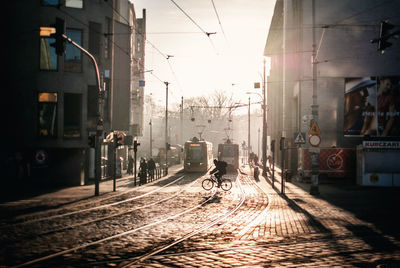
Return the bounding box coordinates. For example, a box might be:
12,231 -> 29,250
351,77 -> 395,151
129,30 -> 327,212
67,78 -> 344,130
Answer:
294,132 -> 306,144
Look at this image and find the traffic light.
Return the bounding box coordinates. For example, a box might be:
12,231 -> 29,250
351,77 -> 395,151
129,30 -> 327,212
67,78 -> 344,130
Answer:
115,132 -> 123,148
271,140 -> 275,153
279,137 -> 285,151
50,17 -> 66,56
166,143 -> 171,150
134,140 -> 140,152
88,135 -> 95,148
378,21 -> 394,53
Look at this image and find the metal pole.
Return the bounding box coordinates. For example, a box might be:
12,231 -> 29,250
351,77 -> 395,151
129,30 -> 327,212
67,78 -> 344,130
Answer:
258,128 -> 260,158
262,58 -> 267,176
310,0 -> 320,195
248,96 -> 251,156
149,120 -> 152,157
165,82 -> 169,175
134,146 -> 137,186
280,137 -> 285,194
113,131 -> 116,192
180,96 -> 183,145
63,35 -> 102,196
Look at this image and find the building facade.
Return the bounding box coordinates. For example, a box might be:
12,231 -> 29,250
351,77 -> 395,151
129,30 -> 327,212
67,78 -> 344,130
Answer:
265,0 -> 400,182
6,0 -> 145,186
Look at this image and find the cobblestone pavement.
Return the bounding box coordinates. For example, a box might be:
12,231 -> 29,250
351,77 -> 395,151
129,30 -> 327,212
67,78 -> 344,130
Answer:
1,165 -> 400,267
135,166 -> 400,267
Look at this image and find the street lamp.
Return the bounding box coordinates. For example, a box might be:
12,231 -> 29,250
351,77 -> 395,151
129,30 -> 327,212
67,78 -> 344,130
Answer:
248,96 -> 251,156
246,83 -> 267,176
164,81 -> 169,175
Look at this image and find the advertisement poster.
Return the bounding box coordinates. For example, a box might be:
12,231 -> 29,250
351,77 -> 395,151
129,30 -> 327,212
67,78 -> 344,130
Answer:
344,76 -> 400,137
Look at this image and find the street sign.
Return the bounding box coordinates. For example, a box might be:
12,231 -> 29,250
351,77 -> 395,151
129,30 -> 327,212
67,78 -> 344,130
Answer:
294,132 -> 306,144
309,121 -> 321,135
309,134 -> 321,147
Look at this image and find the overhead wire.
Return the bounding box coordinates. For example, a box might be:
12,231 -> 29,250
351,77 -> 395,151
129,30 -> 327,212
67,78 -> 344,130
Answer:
104,0 -> 191,101
169,0 -> 208,35
56,7 -> 133,60
104,0 -> 171,83
334,0 -> 394,25
210,0 -> 229,44
169,0 -> 219,55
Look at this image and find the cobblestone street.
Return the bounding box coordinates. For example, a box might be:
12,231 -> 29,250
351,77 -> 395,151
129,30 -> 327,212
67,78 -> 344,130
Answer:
0,165 -> 399,267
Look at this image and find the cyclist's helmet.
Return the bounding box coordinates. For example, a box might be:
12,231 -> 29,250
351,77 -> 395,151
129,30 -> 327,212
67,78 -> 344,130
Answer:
213,159 -> 218,164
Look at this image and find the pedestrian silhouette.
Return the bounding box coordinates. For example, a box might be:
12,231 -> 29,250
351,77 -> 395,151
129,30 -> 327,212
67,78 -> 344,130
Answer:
147,158 -> 156,181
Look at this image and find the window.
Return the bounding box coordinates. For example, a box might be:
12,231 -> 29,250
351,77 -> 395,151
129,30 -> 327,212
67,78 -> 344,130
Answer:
41,0 -> 59,6
64,93 -> 82,138
105,18 -> 112,59
38,93 -> 58,137
89,22 -> 102,57
64,29 -> 82,72
87,85 -> 98,118
40,37 -> 58,71
65,0 -> 83,8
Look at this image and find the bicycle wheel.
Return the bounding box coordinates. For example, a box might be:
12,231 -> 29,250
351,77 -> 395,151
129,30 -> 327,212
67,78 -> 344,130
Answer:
202,178 -> 214,191
220,179 -> 232,191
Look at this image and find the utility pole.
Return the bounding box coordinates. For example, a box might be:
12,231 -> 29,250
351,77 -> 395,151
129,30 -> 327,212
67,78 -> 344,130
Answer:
258,128 -> 260,157
262,57 -> 267,176
248,96 -> 251,157
164,82 -> 169,175
149,120 -> 152,157
63,35 -> 102,196
310,0 -> 320,195
180,96 -> 183,145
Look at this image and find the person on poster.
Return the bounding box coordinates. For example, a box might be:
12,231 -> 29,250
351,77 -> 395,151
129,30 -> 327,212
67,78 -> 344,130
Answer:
344,79 -> 376,136
377,76 -> 396,136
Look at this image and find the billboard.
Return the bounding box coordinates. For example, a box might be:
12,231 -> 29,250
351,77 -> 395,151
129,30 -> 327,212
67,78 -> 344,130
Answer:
344,76 -> 400,137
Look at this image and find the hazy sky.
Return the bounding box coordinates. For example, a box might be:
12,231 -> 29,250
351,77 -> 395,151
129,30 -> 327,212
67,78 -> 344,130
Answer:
133,0 -> 275,106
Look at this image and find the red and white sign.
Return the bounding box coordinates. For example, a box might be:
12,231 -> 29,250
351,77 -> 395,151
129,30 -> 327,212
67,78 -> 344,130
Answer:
309,134 -> 321,147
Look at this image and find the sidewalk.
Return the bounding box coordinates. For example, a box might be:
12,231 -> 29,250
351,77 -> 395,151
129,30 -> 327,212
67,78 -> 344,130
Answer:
0,165 -> 184,215
240,164 -> 400,265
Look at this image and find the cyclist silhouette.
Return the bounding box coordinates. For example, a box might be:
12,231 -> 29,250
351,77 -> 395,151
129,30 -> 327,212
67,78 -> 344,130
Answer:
210,159 -> 227,187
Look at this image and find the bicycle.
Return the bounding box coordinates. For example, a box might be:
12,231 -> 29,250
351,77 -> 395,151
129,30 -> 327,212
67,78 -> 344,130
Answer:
202,174 -> 232,191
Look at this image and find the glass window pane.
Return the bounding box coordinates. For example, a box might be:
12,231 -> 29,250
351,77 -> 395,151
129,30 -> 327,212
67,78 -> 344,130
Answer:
38,93 -> 58,137
65,0 -> 83,8
41,0 -> 59,6
38,92 -> 58,102
65,29 -> 82,72
89,22 -> 102,56
87,85 -> 98,117
40,37 -> 57,71
64,93 -> 82,138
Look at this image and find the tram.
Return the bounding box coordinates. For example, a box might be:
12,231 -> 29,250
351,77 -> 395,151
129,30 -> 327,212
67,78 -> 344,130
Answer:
157,145 -> 183,166
184,137 -> 213,172
217,139 -> 239,170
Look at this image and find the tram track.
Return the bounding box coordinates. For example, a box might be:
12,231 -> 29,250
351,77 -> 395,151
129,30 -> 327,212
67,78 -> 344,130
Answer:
0,174 -> 187,228
7,176 -> 202,240
10,182 -> 220,268
120,174 -> 247,267
4,172 -> 264,268
129,172 -> 270,267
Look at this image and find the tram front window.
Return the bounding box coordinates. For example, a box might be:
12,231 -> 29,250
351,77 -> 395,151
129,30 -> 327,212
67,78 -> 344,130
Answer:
189,147 -> 202,160
222,146 -> 234,157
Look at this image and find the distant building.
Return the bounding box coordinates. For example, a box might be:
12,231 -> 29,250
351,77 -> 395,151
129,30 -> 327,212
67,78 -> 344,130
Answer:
264,0 -> 400,180
6,0 -> 146,186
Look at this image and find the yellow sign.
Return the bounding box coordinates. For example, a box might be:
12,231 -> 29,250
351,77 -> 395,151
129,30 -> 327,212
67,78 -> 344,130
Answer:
309,121 -> 321,135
